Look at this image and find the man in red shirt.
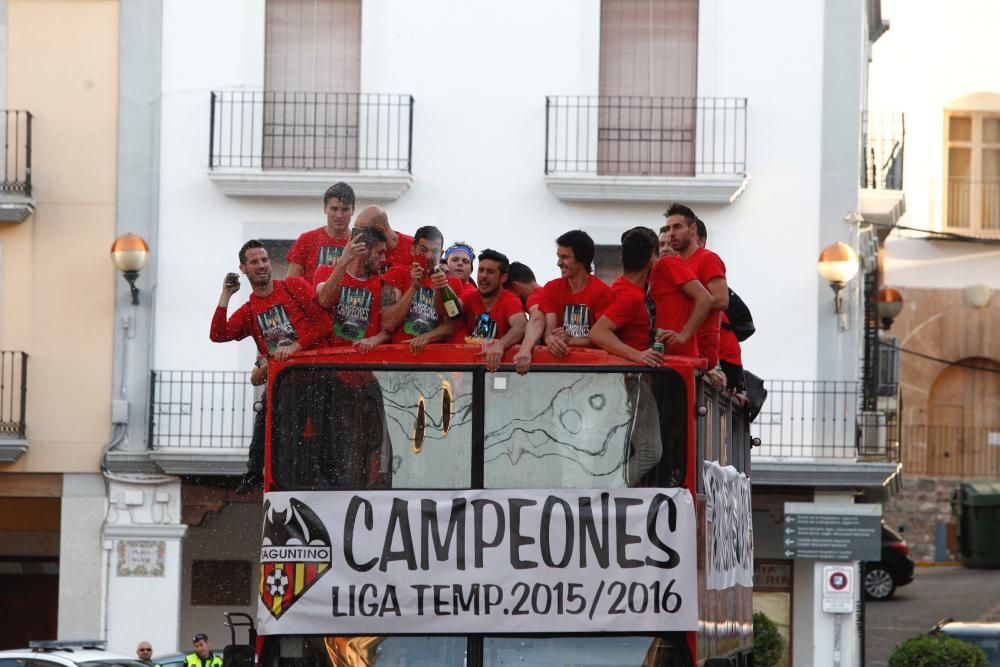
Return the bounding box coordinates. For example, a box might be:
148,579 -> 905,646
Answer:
211,240 -> 331,358
286,182 -> 355,283
444,241 -> 478,297
353,205 -> 414,272
647,253 -> 713,359
381,226 -> 463,353
590,228 -> 664,366
315,228 -> 390,352
210,240 -> 332,491
506,262 -> 544,374
662,203 -> 729,368
461,249 -> 526,372
540,230 -> 612,357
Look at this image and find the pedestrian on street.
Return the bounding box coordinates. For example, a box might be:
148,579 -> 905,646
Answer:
186,633 -> 222,667
136,642 -> 154,665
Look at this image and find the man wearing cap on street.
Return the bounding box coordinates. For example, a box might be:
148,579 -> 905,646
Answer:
444,241 -> 478,297
186,633 -> 222,667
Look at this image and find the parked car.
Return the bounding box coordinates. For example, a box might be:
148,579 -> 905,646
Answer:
932,619 -> 1000,666
862,523 -> 915,600
0,641 -> 148,667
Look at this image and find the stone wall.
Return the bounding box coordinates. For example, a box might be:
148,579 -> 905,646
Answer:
883,476 -> 962,562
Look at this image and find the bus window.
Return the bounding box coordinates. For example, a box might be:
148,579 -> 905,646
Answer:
483,370 -> 687,489
270,368 -> 473,491
483,635 -> 690,666
260,635 -> 466,667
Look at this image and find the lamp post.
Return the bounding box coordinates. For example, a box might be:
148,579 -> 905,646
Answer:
110,234 -> 150,305
877,287 -> 903,330
817,241 -> 860,330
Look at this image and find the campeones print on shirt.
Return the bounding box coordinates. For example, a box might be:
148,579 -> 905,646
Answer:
317,245 -> 345,268
335,286 -> 374,341
256,304 -> 299,355
563,304 -> 591,338
404,287 -> 438,336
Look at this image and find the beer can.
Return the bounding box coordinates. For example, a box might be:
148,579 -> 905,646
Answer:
652,342 -> 665,354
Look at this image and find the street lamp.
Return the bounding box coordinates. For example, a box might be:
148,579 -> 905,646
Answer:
110,233 -> 150,305
817,242 -> 860,327
877,287 -> 903,330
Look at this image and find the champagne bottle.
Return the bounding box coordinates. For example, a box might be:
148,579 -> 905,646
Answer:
428,259 -> 463,320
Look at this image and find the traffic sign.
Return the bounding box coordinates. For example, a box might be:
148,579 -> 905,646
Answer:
782,503 -> 881,561
822,565 -> 855,614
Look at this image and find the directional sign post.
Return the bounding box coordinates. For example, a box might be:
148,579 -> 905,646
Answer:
782,503 -> 882,561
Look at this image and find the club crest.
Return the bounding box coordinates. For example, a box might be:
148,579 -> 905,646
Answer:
259,497 -> 332,619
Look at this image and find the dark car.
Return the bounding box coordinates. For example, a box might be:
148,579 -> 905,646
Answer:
151,653 -> 186,667
932,619 -> 1000,666
862,523 -> 915,600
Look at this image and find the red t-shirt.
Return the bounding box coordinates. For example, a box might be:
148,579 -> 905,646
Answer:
209,278 -> 332,356
461,289 -> 524,341
539,275 -> 612,337
719,313 -> 743,366
683,247 -> 727,367
313,265 -> 383,346
383,265 -> 464,342
647,256 -> 699,358
602,277 -> 652,351
385,232 -> 415,270
525,290 -> 544,314
287,227 -> 350,283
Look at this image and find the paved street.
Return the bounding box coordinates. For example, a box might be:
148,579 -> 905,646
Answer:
866,565 -> 1000,666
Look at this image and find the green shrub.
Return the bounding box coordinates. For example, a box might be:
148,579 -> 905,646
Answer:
753,611 -> 784,667
889,633 -> 988,667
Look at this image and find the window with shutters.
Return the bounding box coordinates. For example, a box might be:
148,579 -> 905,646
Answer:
597,0 -> 698,176
263,0 -> 362,170
945,109 -> 1000,235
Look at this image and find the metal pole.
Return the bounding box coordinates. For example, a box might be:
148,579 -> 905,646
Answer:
833,612 -> 842,667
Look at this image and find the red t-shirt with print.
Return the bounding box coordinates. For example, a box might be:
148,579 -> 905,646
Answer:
313,264 -> 384,347
602,277 -> 652,351
539,275 -> 612,337
461,289 -> 525,341
683,247 -> 727,367
385,232 -> 415,270
383,265 -> 464,343
287,227 -> 350,283
647,256 -> 699,358
209,278 -> 332,356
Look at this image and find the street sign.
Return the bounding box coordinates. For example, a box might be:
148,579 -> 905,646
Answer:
782,503 -> 881,561
821,565 -> 855,614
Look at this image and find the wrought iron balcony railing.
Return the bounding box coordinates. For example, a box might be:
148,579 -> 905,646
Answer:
751,379 -> 899,461
1,110 -> 32,197
545,96 -> 747,177
0,351 -> 28,439
149,370 -> 255,450
209,91 -> 414,173
861,111 -> 905,190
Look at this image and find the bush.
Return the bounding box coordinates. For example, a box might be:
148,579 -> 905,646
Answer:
753,611 -> 784,667
889,633 -> 988,667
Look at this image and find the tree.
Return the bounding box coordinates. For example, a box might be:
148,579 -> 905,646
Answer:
889,634 -> 988,667
753,611 -> 784,667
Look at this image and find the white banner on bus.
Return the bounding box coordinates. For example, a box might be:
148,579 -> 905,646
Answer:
257,488 -> 697,635
702,461 -> 754,590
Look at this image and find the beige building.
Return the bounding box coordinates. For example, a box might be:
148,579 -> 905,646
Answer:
0,0 -> 119,647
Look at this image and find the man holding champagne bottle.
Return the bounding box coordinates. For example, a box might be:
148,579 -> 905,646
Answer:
381,225 -> 465,353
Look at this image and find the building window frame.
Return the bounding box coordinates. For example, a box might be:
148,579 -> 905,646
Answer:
944,108 -> 1000,235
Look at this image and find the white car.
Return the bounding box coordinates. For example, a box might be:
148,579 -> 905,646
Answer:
0,641 -> 150,667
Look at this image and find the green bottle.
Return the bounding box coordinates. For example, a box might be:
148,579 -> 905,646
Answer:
429,259 -> 463,320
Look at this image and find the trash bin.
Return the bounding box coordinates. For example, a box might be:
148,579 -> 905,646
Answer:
952,481 -> 1000,568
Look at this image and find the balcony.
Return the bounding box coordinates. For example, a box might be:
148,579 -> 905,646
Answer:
543,96 -> 748,204
750,379 -> 901,494
860,111 -> 906,235
148,370 -> 254,475
0,351 -> 28,462
0,110 -> 34,222
208,91 -> 414,201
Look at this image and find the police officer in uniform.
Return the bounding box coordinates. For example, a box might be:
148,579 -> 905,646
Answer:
186,633 -> 223,667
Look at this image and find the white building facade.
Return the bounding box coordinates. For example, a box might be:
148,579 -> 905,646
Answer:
101,1 -> 903,665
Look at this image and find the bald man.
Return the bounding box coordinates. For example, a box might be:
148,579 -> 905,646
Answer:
354,205 -> 414,271
136,642 -> 154,665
